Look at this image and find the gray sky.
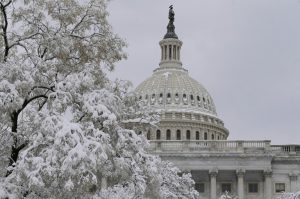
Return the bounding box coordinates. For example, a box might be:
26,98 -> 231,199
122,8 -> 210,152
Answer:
107,0 -> 300,145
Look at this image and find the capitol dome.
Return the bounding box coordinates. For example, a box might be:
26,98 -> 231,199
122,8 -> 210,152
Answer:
133,6 -> 229,141
135,65 -> 217,117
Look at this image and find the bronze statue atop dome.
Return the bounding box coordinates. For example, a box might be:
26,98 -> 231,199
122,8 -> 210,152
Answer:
164,5 -> 178,39
169,5 -> 175,23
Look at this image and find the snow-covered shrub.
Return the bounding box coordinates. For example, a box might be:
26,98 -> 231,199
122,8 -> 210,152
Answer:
219,191 -> 238,199
277,192 -> 300,199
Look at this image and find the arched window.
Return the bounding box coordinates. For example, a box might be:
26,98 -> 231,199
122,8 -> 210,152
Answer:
152,94 -> 155,98
156,130 -> 161,140
176,130 -> 181,140
173,45 -> 176,59
212,134 -> 215,140
197,96 -> 200,101
139,96 -> 142,100
196,131 -> 200,140
183,94 -> 187,98
147,131 -> 151,140
186,130 -> 191,140
203,97 -> 206,102
160,93 -> 163,98
190,95 -> 194,100
164,46 -> 167,60
175,93 -> 179,98
166,129 -> 171,140
204,132 -> 208,140
217,135 -> 220,140
167,93 -> 171,98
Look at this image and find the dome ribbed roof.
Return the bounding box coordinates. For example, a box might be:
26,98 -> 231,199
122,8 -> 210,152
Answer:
135,67 -> 217,116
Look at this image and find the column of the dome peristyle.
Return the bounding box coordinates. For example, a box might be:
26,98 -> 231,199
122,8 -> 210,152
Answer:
159,38 -> 182,69
209,168 -> 218,199
236,169 -> 245,199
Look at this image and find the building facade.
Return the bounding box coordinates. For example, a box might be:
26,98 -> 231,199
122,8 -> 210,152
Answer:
132,7 -> 300,199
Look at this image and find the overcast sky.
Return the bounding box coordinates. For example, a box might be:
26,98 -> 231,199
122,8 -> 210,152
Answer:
107,0 -> 300,145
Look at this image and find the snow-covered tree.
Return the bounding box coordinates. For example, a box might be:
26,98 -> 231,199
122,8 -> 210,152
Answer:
0,0 -> 198,198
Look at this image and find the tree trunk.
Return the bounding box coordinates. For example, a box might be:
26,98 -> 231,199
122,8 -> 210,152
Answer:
5,111 -> 20,177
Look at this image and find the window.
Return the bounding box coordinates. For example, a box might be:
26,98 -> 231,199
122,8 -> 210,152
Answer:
147,131 -> 151,140
221,183 -> 232,193
217,136 -> 220,140
139,96 -> 142,100
203,97 -> 206,102
186,130 -> 191,140
275,183 -> 285,193
145,94 -> 148,99
195,182 -> 205,193
183,94 -> 186,98
196,131 -> 200,140
173,45 -> 176,59
166,129 -> 171,140
164,46 -> 167,60
204,132 -> 208,140
176,130 -> 181,140
167,93 -> 171,98
211,134 -> 215,140
175,93 -> 179,98
248,183 -> 259,193
156,130 -> 161,140
159,93 -> 163,98
190,95 -> 194,100
152,94 -> 155,98
197,96 -> 200,101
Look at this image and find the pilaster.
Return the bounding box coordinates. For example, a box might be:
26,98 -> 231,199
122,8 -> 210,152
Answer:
236,169 -> 245,199
264,169 -> 273,199
289,173 -> 298,192
209,168 -> 218,199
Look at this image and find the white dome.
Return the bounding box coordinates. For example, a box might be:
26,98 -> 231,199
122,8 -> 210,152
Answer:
135,67 -> 217,117
132,8 -> 229,141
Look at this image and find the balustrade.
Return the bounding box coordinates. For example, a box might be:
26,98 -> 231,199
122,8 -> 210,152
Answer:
149,140 -> 272,152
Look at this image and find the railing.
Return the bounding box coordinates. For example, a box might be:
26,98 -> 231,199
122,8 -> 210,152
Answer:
149,140 -> 271,153
271,145 -> 300,154
148,140 -> 300,155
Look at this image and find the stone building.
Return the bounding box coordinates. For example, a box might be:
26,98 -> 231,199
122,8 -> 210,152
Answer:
131,6 -> 300,199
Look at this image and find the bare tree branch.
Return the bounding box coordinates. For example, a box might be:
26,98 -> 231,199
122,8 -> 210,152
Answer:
0,1 -> 12,61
